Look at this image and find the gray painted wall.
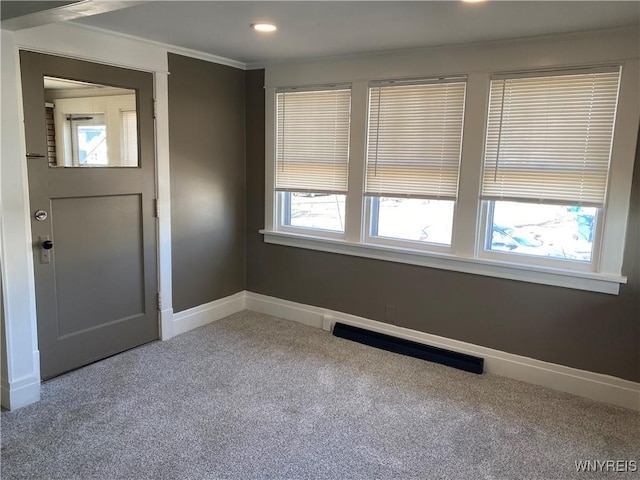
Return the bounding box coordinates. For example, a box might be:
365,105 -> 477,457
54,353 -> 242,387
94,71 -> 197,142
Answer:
246,69 -> 640,382
169,54 -> 246,313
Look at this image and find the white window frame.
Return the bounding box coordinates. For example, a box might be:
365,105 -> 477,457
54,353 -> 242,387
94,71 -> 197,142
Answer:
477,201 -> 604,273
363,197 -> 455,254
475,67 -> 621,273
67,113 -> 108,166
271,85 -> 352,238
275,191 -> 347,240
263,57 -> 639,295
361,77 -> 466,253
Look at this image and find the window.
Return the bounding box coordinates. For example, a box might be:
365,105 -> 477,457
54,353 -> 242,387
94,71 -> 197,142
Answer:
275,87 -> 351,234
486,202 -> 598,262
364,79 -> 466,248
69,114 -> 108,166
263,61 -> 635,294
51,93 -> 139,167
480,68 -> 621,268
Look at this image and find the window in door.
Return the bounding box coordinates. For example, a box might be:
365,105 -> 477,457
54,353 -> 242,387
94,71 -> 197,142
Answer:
44,76 -> 139,167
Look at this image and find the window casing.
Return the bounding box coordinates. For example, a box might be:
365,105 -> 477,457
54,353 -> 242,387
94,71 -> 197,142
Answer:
478,67 -> 621,271
363,78 -> 466,250
264,63 -> 636,294
274,87 -> 351,236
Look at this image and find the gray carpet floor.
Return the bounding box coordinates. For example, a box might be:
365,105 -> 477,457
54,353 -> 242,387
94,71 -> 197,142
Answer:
1,310 -> 638,480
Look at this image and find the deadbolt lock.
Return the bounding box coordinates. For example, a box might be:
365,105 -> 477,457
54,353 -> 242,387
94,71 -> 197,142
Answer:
34,210 -> 48,221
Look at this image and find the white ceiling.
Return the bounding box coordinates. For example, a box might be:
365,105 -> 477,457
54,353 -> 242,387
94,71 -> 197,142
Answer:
0,1 -> 148,31
20,1 -> 640,67
1,1 -> 79,20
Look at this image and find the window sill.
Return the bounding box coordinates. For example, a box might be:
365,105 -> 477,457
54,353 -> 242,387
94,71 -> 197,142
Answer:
260,230 -> 625,295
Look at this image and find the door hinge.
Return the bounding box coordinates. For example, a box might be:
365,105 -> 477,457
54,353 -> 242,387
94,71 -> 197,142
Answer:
157,293 -> 162,311
154,199 -> 159,218
153,98 -> 157,119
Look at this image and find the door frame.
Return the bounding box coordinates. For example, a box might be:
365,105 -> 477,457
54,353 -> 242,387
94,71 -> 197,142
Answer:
1,26 -> 175,410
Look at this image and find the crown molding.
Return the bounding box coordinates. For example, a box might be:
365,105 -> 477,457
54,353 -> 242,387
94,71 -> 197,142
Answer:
65,21 -> 248,71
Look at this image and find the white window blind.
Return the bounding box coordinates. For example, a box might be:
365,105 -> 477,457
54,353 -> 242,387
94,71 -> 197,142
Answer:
121,110 -> 138,167
275,88 -> 351,193
481,68 -> 621,206
365,79 -> 466,200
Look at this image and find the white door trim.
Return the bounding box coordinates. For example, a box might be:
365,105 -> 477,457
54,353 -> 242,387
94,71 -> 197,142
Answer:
1,30 -> 41,410
1,24 -> 176,410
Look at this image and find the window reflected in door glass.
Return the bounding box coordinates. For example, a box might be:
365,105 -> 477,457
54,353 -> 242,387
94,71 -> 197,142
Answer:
43,76 -> 139,167
70,115 -> 108,166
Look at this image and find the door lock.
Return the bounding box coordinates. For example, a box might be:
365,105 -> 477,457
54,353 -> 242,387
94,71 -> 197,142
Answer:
34,210 -> 48,221
39,236 -> 53,264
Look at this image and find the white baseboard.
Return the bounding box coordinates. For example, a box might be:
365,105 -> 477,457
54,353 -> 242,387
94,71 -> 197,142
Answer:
4,291 -> 636,412
1,374 -> 41,411
172,291 -> 246,336
244,291 -> 640,411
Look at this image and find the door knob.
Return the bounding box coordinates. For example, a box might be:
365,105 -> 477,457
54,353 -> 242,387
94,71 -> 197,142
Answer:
42,240 -> 53,250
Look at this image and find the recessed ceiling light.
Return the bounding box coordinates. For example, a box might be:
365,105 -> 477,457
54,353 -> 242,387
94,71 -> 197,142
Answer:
251,23 -> 277,32
462,0 -> 485,3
